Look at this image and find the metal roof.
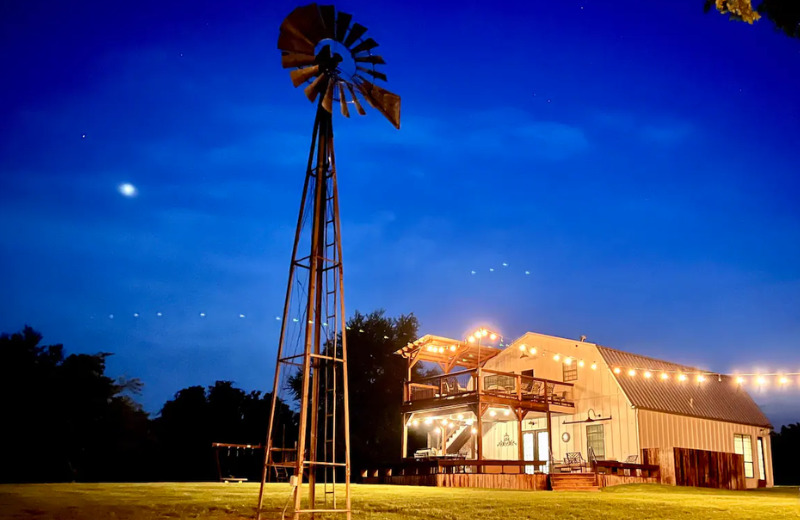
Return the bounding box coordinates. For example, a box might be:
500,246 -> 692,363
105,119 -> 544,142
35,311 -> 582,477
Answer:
597,346 -> 772,428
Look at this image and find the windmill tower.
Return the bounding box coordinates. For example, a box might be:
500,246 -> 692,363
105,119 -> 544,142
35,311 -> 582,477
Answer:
257,4 -> 400,519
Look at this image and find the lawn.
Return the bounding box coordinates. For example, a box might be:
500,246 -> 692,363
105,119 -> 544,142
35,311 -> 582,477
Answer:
0,482 -> 798,519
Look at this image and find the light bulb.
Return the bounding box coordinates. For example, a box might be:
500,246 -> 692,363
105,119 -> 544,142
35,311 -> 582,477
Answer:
519,344 -> 527,351
449,345 -> 457,351
489,410 -> 496,417
490,333 -> 497,340
578,360 -> 585,368
697,375 -> 706,383
756,376 -> 766,386
736,376 -> 745,385
779,376 -> 789,385
471,428 -> 478,434
628,369 -> 636,377
503,409 -> 511,416
591,363 -> 597,370
661,372 -> 669,380
613,367 -> 621,374
468,336 -> 475,343
554,354 -> 561,362
565,357 -> 573,366
644,371 -> 652,379
678,374 -> 687,382
529,347 -> 537,355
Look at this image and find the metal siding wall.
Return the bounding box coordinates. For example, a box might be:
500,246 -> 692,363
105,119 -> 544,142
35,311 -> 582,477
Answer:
486,334 -> 639,462
638,410 -> 772,488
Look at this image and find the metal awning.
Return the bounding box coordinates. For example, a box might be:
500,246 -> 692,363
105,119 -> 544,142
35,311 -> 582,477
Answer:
394,334 -> 502,372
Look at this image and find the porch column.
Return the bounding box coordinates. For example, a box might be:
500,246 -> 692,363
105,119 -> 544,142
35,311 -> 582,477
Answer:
546,408 -> 553,467
401,412 -> 408,459
475,404 -> 484,473
517,409 -> 525,464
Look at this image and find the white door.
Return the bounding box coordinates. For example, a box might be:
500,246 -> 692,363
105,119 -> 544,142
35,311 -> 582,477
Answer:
523,432 -> 535,474
537,431 -> 550,474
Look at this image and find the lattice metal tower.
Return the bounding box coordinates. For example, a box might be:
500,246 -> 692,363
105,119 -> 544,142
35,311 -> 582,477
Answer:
256,4 -> 400,519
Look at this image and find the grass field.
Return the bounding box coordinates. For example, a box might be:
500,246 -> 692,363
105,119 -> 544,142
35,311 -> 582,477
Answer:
0,482 -> 798,519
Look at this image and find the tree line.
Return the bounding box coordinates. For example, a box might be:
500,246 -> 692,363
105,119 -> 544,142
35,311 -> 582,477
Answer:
0,310 -> 419,483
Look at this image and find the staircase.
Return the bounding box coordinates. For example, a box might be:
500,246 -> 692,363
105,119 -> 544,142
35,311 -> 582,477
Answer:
550,473 -> 600,491
445,424 -> 470,454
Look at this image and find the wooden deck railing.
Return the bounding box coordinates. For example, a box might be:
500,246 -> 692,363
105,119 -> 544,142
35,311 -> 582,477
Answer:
404,368 -> 574,407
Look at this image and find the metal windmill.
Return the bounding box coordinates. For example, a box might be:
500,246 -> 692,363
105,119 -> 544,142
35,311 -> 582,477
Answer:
256,4 -> 400,519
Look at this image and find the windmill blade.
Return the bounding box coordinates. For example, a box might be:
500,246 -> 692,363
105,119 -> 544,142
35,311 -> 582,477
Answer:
356,79 -> 401,129
345,83 -> 367,116
354,54 -> 386,65
304,73 -> 328,102
343,23 -> 367,48
278,28 -> 316,55
356,67 -> 387,82
338,82 -> 350,118
279,4 -> 327,53
290,65 -> 320,87
282,51 -> 317,69
319,5 -> 336,39
351,38 -> 379,55
321,79 -> 336,113
335,11 -> 352,42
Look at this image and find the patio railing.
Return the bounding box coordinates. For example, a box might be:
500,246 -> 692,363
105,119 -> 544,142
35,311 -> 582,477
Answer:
404,368 -> 574,407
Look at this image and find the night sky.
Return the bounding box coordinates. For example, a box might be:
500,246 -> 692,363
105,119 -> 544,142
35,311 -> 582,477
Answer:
1,1 -> 799,426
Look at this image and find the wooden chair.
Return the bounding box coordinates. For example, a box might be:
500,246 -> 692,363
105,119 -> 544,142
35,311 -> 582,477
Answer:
564,452 -> 588,473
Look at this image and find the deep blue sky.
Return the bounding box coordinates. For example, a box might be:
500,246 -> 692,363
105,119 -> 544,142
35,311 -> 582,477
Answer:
1,0 -> 799,425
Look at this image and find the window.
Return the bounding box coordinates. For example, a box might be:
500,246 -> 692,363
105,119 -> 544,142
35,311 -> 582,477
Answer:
586,424 -> 605,460
562,363 -> 577,382
757,437 -> 766,481
734,434 -> 754,478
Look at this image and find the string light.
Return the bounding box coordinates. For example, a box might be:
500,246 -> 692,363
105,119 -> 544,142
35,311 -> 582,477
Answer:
613,367 -> 621,374
591,362 -> 597,370
644,371 -> 652,379
471,427 -> 478,434
779,376 -> 789,385
697,375 -> 706,383
564,357 -> 573,366
489,410 -> 497,417
678,374 -> 687,382
661,372 -> 669,380
628,369 -> 636,377
578,360 -> 585,368
553,354 -> 561,362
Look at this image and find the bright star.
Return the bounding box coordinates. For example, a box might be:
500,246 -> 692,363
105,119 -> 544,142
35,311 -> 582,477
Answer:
118,183 -> 137,197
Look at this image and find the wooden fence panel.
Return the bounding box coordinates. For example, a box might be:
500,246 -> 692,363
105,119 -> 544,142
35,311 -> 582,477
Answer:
673,447 -> 745,490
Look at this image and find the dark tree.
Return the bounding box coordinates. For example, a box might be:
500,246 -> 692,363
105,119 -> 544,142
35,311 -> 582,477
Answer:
0,326 -> 149,482
706,0 -> 800,39
771,423 -> 800,484
153,381 -> 297,481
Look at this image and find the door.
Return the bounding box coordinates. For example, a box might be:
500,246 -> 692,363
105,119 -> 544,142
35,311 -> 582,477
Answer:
523,432 -> 535,474
537,431 -> 550,474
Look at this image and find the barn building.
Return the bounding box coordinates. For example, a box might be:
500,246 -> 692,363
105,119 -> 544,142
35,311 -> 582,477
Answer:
390,330 -> 773,490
